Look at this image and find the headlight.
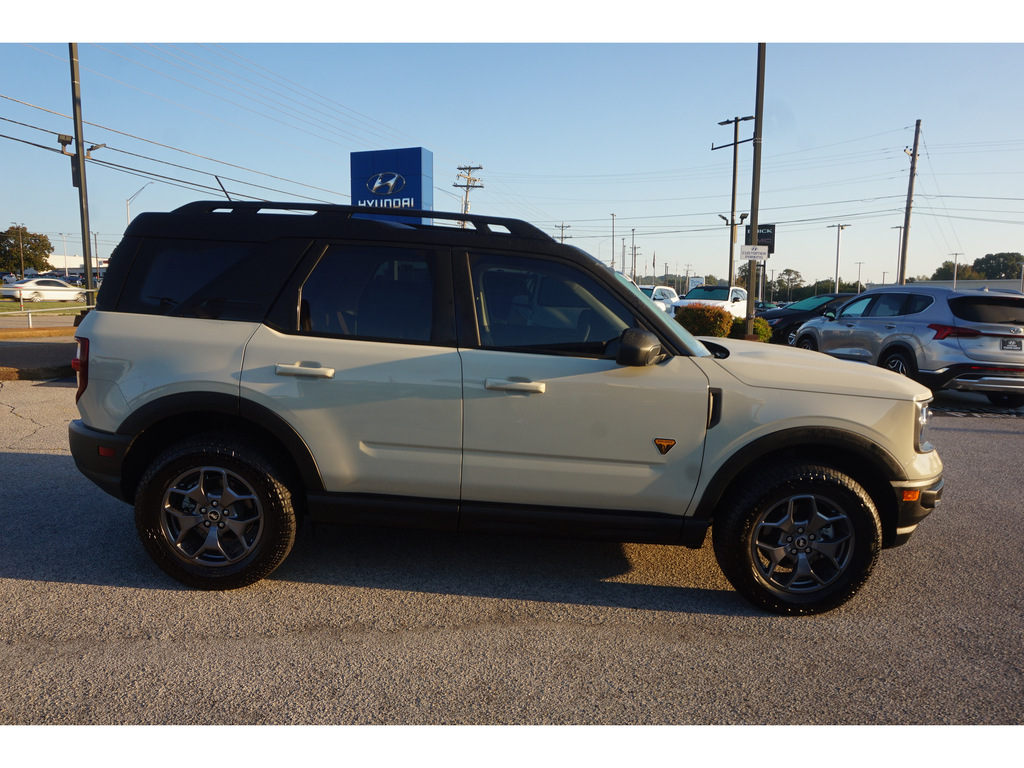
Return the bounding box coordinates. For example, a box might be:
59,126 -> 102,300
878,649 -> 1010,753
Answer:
915,401 -> 934,453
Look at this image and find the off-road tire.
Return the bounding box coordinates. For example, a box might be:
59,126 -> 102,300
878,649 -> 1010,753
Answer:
135,433 -> 298,590
712,462 -> 882,615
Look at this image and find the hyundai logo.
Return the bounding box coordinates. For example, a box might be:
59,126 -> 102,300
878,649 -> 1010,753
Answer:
367,172 -> 406,196
1012,327 -> 1023,335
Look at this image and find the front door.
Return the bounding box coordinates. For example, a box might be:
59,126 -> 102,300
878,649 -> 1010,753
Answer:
459,251 -> 710,516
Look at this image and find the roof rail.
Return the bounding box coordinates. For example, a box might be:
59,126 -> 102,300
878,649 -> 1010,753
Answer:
170,201 -> 553,241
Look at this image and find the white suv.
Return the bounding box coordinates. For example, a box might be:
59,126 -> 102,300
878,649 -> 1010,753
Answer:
69,202 -> 943,615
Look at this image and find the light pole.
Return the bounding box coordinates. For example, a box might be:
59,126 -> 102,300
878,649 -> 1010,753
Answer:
127,182 -> 153,226
718,212 -> 748,285
828,223 -> 850,292
714,115 -> 754,286
950,252 -> 963,289
59,233 -> 68,276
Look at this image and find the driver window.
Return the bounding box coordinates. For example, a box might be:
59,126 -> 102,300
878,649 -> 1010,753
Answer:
837,296 -> 873,319
469,253 -> 634,356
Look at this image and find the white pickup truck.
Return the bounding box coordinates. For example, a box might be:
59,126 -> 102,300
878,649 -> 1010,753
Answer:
673,284 -> 748,318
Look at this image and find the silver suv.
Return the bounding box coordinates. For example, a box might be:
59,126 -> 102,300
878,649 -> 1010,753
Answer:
68,202 -> 943,615
794,284 -> 1024,409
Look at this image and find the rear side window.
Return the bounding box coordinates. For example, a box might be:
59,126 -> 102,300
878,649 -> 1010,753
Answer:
867,293 -> 907,317
115,238 -> 303,321
949,295 -> 1024,324
297,244 -> 446,345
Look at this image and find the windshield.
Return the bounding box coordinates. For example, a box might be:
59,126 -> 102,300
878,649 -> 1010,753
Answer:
684,285 -> 728,300
785,294 -> 838,311
639,287 -> 654,298
615,274 -> 710,357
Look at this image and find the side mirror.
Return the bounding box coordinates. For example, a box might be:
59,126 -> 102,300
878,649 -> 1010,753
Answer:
823,310 -> 837,321
616,328 -> 665,367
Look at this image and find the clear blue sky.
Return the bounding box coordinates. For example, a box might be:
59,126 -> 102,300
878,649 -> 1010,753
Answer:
3,7 -> 1022,289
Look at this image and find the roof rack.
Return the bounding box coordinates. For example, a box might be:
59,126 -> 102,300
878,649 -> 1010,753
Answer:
171,201 -> 553,241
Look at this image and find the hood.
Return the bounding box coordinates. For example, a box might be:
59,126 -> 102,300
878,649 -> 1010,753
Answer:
697,337 -> 931,401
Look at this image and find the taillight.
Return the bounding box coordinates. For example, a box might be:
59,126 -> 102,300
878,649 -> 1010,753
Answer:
928,323 -> 981,341
72,336 -> 89,403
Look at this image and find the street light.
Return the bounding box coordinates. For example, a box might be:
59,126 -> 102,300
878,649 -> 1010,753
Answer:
126,182 -> 153,226
718,212 -> 748,285
828,223 -> 850,292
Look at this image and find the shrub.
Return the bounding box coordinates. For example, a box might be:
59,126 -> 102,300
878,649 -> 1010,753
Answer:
674,303 -> 733,337
729,316 -> 772,343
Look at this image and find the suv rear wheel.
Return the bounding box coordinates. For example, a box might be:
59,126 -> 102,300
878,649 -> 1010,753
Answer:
880,349 -> 916,378
135,434 -> 298,589
712,462 -> 882,615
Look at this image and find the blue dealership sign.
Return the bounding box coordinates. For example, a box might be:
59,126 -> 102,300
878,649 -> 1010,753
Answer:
350,147 -> 433,223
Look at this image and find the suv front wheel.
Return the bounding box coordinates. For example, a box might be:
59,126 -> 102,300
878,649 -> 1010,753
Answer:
135,434 -> 298,589
712,462 -> 882,615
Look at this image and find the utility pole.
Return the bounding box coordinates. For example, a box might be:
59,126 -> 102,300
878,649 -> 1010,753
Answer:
631,228 -> 636,282
453,165 -> 483,227
68,43 -> 95,297
554,223 -> 571,243
828,224 -> 850,292
610,214 -> 615,270
899,119 -> 921,285
855,261 -> 865,292
744,43 -> 767,336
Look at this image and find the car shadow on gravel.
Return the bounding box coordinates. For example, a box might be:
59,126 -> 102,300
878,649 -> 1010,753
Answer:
272,521 -> 753,616
0,450 -> 752,616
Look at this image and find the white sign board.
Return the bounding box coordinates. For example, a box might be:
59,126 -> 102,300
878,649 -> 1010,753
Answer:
740,245 -> 769,261
688,276 -> 704,292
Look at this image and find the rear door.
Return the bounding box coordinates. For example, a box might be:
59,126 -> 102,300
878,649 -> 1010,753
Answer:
240,243 -> 463,500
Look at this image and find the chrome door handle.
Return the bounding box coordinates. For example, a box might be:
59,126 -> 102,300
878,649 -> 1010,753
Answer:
275,362 -> 335,378
485,378 -> 546,394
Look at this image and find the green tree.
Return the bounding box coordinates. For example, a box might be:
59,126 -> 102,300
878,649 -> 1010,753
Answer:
971,252 -> 1024,279
774,268 -> 804,300
931,260 -> 985,281
1,226 -> 54,277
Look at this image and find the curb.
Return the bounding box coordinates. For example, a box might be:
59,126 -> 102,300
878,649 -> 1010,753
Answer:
0,365 -> 75,382
0,327 -> 78,380
0,327 -> 77,340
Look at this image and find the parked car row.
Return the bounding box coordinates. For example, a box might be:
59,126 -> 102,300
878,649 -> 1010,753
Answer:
791,285 -> 1024,409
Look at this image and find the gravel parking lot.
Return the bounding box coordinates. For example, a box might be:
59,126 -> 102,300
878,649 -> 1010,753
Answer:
0,378 -> 1021,736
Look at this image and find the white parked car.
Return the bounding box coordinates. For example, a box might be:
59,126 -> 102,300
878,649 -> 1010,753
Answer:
0,277 -> 86,302
673,284 -> 748,318
639,284 -> 679,314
